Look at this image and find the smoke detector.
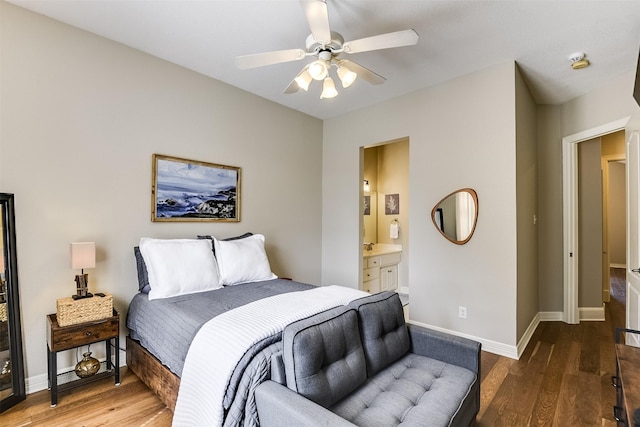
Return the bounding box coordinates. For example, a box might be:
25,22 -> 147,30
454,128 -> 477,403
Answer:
568,52 -> 590,70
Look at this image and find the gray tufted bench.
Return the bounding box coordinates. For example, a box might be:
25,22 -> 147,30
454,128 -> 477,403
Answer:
255,291 -> 481,427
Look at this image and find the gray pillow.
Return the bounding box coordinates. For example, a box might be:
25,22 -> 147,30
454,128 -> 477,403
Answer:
133,246 -> 151,293
196,232 -> 253,257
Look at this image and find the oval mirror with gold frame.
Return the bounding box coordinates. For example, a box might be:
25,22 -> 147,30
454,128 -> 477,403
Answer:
431,188 -> 478,245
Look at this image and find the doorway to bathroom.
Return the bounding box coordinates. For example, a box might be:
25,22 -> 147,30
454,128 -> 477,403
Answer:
361,137 -> 409,295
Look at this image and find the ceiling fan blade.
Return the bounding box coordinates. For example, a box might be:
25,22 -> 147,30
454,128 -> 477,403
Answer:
235,49 -> 306,70
340,60 -> 386,85
301,0 -> 331,44
283,79 -> 301,94
284,66 -> 306,94
343,29 -> 419,54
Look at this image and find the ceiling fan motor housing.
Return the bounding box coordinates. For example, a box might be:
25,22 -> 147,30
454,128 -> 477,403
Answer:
305,31 -> 344,54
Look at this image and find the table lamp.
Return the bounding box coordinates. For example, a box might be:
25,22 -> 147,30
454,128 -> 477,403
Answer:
70,242 -> 95,299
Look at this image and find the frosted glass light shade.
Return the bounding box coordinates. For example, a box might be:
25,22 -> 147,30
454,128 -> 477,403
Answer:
71,242 -> 96,269
320,77 -> 338,99
337,65 -> 357,88
294,69 -> 312,91
308,60 -> 328,80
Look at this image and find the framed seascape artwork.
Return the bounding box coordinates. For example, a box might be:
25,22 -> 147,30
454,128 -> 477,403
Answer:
151,154 -> 241,222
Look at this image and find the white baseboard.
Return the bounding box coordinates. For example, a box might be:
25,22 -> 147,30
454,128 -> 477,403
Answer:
407,319 -> 519,359
26,373 -> 49,394
26,349 -> 127,394
539,311 -> 563,321
579,305 -> 605,321
539,307 -> 605,322
516,313 -> 540,358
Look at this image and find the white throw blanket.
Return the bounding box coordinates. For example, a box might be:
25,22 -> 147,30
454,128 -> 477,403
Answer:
172,285 -> 368,427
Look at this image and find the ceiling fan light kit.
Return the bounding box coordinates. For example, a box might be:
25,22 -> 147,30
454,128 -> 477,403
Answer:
294,68 -> 313,91
337,62 -> 357,88
309,59 -> 329,80
321,76 -> 338,99
235,0 -> 419,100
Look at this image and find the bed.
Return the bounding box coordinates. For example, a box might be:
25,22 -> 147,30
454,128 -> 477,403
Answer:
125,234 -> 366,426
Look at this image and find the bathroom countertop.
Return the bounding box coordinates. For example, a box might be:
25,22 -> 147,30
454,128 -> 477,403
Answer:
363,244 -> 402,257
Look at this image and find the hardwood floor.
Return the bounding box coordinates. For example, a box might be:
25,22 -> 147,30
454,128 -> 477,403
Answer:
477,267 -> 627,426
0,272 -> 627,426
0,366 -> 172,426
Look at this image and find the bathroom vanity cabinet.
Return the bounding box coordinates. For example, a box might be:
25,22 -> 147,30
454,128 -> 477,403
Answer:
362,250 -> 401,294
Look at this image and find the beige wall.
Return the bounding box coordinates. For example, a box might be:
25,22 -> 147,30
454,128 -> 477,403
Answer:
323,63 -> 519,351
537,72 -> 638,313
1,3 -> 323,390
362,139 -> 409,289
376,139 -> 409,289
536,105 -> 564,312
602,131 -> 626,268
515,66 -> 538,340
578,138 -> 603,307
609,161 -> 626,266
362,147 -> 378,245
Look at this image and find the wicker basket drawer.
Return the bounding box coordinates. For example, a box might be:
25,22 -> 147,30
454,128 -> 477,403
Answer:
56,293 -> 113,327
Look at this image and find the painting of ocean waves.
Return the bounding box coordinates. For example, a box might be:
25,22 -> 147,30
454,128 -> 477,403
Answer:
153,155 -> 240,222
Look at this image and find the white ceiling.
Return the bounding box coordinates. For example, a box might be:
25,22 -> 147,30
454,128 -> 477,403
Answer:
8,0 -> 640,120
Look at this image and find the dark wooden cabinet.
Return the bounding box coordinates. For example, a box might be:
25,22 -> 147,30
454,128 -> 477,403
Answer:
614,328 -> 640,426
46,309 -> 120,407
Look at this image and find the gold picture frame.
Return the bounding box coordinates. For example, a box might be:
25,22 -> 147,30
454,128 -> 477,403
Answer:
151,154 -> 241,222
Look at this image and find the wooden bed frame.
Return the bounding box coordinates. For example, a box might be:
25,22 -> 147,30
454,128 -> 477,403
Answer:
126,336 -> 179,411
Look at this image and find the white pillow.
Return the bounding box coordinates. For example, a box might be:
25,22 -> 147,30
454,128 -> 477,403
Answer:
214,234 -> 277,286
139,238 -> 221,300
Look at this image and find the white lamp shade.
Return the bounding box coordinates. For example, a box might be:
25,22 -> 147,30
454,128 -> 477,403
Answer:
294,69 -> 312,91
71,242 -> 96,269
308,60 -> 328,80
320,77 -> 338,99
337,65 -> 357,88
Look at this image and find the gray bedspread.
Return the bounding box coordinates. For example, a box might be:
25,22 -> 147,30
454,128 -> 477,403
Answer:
127,279 -> 315,426
126,278 -> 314,378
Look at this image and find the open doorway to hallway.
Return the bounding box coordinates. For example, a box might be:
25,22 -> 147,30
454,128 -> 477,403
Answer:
601,131 -> 627,303
608,267 -> 626,333
576,130 -> 626,319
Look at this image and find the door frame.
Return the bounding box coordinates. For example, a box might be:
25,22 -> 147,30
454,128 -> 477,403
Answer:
562,116 -> 630,324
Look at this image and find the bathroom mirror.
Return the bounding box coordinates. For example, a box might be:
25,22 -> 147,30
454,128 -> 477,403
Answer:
0,193 -> 25,412
431,188 -> 478,245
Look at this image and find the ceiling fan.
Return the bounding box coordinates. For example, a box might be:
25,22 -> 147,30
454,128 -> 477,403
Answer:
234,0 -> 419,99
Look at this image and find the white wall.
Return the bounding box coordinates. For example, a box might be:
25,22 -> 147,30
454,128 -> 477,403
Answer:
0,3 -> 323,391
322,63 -> 519,351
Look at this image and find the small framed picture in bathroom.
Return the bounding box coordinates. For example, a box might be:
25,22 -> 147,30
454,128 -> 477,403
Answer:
363,195 -> 371,215
385,193 -> 399,215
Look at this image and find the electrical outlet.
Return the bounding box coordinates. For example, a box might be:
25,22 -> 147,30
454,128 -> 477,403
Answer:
458,306 -> 467,319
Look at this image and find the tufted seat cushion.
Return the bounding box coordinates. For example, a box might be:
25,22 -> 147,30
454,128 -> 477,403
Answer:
330,352 -> 477,427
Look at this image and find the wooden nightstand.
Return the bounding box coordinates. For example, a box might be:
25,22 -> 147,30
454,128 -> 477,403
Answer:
46,309 -> 120,407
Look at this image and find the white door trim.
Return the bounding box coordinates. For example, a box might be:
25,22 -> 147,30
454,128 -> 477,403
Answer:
562,117 -> 630,324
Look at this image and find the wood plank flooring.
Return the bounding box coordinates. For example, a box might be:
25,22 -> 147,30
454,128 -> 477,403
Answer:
0,270 -> 628,426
